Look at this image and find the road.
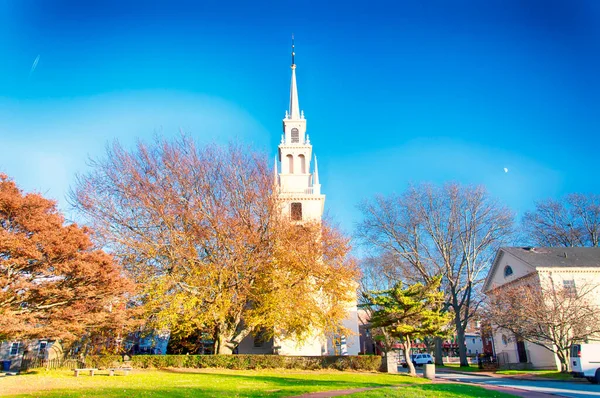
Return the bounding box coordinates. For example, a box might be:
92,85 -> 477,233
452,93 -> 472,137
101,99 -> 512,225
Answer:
398,367 -> 600,398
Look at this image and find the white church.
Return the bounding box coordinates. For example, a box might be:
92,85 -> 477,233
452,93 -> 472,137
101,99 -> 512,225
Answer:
237,41 -> 360,356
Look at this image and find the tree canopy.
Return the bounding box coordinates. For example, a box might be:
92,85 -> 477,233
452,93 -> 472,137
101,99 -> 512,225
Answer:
357,183 -> 513,366
71,137 -> 358,354
362,276 -> 450,376
523,193 -> 600,247
0,173 -> 133,342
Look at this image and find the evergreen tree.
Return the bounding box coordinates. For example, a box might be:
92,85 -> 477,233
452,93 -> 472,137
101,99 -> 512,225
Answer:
363,276 -> 450,376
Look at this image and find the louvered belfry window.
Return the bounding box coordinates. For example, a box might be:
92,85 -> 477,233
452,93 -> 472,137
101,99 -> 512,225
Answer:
291,128 -> 299,143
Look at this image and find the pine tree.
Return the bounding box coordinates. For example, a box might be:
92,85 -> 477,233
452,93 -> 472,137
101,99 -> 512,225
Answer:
363,276 -> 450,376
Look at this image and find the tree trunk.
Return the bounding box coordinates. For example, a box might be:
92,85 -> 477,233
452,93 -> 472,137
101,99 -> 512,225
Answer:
402,336 -> 417,376
434,337 -> 444,366
214,325 -> 251,355
556,349 -> 569,373
454,313 -> 468,367
216,334 -> 234,355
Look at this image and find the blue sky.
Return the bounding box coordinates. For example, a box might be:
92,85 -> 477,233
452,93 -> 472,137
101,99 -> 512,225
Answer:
1,0 -> 600,234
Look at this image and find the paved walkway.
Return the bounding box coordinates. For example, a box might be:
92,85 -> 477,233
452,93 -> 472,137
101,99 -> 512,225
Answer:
291,377 -> 560,398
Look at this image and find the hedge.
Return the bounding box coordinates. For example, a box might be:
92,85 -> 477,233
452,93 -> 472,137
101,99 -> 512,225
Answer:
84,355 -> 123,369
85,354 -> 383,371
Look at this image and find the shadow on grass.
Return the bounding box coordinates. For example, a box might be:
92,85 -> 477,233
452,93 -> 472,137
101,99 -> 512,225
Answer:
415,384 -> 513,397
5,369 -> 423,398
347,384 -> 515,398
10,388 -> 298,398
7,384 -> 516,398
156,368 -> 407,389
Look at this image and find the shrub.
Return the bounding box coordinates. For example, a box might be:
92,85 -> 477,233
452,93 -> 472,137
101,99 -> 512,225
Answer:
123,354 -> 383,371
85,355 -> 123,369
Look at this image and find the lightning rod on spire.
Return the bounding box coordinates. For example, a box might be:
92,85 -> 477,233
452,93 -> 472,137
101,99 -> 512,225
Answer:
291,34 -> 295,67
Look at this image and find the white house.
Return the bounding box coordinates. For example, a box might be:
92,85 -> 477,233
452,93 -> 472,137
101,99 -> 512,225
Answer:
464,333 -> 484,356
237,40 -> 360,356
0,339 -> 63,372
483,247 -> 600,370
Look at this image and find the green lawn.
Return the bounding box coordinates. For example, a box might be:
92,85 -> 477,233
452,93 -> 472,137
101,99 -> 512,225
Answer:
0,368 -> 518,397
1,368 -> 427,398
495,370 -> 573,380
347,385 -> 516,397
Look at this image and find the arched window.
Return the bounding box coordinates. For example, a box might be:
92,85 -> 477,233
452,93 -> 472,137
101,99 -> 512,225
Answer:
504,265 -> 513,278
291,202 -> 302,221
291,128 -> 299,143
286,154 -> 294,173
299,154 -> 306,174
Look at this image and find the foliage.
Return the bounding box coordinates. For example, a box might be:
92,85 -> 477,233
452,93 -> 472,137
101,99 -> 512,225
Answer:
128,354 -> 383,371
362,277 -> 451,376
2,368 -> 428,398
0,173 -> 134,342
84,355 -> 124,369
71,137 -> 358,354
357,183 -> 513,366
484,275 -> 600,372
166,329 -> 214,354
523,193 -> 600,247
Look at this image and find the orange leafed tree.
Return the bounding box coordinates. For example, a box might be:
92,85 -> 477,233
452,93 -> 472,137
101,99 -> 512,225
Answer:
0,173 -> 134,342
71,137 -> 358,354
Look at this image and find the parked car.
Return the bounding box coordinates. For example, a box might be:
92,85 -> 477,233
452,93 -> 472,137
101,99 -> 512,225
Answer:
401,353 -> 434,367
571,343 -> 600,384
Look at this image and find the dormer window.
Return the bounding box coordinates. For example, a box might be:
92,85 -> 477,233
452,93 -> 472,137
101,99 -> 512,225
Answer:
504,265 -> 513,278
291,128 -> 299,143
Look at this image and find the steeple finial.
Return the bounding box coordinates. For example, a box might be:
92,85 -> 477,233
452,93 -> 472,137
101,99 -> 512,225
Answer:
291,34 -> 295,67
288,35 -> 300,119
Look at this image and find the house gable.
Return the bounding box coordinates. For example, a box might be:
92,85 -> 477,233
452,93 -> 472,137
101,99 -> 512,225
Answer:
483,248 -> 536,293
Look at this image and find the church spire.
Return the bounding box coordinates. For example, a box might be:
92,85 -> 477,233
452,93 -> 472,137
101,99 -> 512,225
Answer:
313,155 -> 321,195
289,35 -> 301,120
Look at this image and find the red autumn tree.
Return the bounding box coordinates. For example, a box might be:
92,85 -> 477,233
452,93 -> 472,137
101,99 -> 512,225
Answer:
0,173 -> 134,342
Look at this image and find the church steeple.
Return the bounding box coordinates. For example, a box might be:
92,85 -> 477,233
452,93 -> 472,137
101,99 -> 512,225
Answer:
277,36 -> 325,223
288,35 -> 301,121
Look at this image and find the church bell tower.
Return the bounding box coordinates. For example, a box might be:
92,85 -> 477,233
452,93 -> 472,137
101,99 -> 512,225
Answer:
275,37 -> 325,222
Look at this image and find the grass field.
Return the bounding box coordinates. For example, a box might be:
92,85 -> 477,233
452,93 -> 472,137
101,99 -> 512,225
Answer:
0,368 -> 516,397
494,369 -> 573,380
347,385 -> 516,397
437,364 -> 482,372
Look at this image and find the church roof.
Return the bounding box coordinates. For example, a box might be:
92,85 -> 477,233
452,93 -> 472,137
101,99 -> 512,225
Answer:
500,246 -> 600,268
483,246 -> 600,293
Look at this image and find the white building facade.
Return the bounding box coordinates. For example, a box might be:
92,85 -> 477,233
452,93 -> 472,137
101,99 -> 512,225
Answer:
483,247 -> 600,370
